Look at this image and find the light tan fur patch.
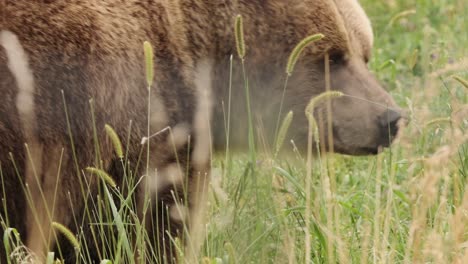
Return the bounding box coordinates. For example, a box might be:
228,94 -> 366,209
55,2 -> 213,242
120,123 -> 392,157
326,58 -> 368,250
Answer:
148,163 -> 184,193
192,59 -> 213,168
0,30 -> 49,260
168,123 -> 190,150
186,59 -> 213,262
169,203 -> 189,223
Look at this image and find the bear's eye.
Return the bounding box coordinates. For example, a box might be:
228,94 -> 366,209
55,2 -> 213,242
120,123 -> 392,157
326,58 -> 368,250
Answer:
329,52 -> 345,65
364,55 -> 370,64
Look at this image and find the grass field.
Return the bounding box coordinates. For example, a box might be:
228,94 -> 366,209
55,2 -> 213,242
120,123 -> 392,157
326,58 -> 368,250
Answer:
1,0 -> 467,263
202,0 -> 468,263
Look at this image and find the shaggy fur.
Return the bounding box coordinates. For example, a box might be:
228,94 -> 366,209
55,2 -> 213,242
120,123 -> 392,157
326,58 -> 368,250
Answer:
0,0 -> 400,263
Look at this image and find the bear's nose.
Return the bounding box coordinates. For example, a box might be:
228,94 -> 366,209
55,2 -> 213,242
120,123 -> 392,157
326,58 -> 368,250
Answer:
378,109 -> 402,146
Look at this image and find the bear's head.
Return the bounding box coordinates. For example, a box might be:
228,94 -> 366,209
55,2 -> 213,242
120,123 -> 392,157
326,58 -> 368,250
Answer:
214,0 -> 403,155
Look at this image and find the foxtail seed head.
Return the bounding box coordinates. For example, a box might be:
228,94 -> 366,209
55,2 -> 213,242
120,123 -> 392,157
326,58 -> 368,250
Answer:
86,167 -> 117,188
452,75 -> 468,90
286,33 -> 325,76
143,41 -> 154,88
275,111 -> 294,154
104,124 -> 124,159
234,15 -> 246,60
52,222 -> 80,250
305,91 -> 344,115
425,117 -> 451,127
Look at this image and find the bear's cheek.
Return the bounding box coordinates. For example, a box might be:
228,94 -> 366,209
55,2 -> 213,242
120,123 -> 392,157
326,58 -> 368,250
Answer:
321,61 -> 401,154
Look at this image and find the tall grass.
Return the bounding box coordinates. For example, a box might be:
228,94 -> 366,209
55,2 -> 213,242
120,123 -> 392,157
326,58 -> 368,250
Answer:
203,1 -> 467,264
1,0 -> 466,263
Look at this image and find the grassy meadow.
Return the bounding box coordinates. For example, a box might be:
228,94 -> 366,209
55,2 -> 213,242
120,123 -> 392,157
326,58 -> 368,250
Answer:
1,0 -> 467,263
203,0 -> 468,263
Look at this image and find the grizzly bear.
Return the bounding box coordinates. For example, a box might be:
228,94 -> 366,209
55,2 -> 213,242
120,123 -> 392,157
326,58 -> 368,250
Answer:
0,0 -> 401,263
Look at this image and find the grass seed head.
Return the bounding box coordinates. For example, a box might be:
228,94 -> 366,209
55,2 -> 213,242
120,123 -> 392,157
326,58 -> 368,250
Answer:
104,124 -> 124,159
425,117 -> 451,127
234,14 -> 246,60
86,167 -> 117,188
286,33 -> 325,76
143,41 -> 154,88
52,222 -> 80,250
452,75 -> 468,90
275,111 -> 294,154
305,91 -> 344,115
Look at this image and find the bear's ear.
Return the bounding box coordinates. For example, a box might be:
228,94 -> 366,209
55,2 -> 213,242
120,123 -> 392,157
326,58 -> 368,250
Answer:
333,0 -> 374,58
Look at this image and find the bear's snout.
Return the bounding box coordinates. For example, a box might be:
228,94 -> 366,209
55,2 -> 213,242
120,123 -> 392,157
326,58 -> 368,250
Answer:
376,109 -> 402,148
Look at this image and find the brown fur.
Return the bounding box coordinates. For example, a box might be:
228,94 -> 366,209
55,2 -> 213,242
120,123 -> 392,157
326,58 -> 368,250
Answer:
0,0 -> 401,263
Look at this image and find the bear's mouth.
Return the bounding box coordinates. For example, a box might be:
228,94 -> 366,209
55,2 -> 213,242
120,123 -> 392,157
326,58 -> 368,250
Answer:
334,145 -> 380,156
335,141 -> 394,156
331,127 -> 387,156
357,147 -> 380,155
